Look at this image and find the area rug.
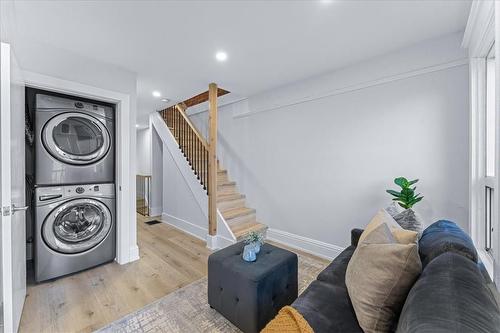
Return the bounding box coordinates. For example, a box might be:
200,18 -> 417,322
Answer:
96,253 -> 328,333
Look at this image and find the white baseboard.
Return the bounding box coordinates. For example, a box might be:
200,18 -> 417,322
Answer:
160,213 -> 344,259
267,228 -> 344,261
129,244 -> 140,262
161,213 -> 207,242
213,234 -> 235,249
161,213 -> 235,250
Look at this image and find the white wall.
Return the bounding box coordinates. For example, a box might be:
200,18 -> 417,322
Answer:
136,127 -> 152,175
161,142 -> 207,237
149,115 -> 209,239
189,32 -> 470,249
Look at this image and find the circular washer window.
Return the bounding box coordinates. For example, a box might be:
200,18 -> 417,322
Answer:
43,198 -> 112,254
42,112 -> 111,165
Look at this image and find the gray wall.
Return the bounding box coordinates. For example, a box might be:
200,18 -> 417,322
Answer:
190,33 -> 469,248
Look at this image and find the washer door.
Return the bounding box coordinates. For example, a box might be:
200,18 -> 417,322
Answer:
42,112 -> 111,165
43,198 -> 112,254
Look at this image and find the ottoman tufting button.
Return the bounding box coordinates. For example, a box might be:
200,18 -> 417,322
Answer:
220,287 -> 223,292
235,297 -> 239,302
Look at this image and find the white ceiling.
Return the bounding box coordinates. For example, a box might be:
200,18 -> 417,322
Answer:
10,0 -> 471,124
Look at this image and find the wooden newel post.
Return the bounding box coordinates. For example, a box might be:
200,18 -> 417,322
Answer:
208,83 -> 218,236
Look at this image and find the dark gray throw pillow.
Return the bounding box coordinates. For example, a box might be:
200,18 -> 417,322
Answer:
419,220 -> 477,267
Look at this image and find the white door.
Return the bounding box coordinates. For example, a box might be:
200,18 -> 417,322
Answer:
0,42 -> 26,333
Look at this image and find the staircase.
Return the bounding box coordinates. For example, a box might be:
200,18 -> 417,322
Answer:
159,101 -> 267,241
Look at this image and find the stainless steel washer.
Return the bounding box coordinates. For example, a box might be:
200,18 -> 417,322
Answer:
35,94 -> 114,185
34,183 -> 116,282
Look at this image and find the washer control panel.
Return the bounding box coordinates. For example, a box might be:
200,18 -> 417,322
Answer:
36,183 -> 115,205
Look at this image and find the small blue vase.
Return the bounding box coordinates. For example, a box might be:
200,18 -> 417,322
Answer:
251,242 -> 261,254
242,244 -> 257,262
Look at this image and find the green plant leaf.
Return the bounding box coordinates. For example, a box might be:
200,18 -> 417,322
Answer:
398,202 -> 409,209
413,196 -> 423,203
408,179 -> 419,186
394,177 -> 409,188
386,190 -> 402,197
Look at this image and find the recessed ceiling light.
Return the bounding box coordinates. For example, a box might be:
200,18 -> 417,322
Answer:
161,98 -> 170,103
215,51 -> 228,62
152,90 -> 161,98
320,0 -> 333,4
135,124 -> 139,128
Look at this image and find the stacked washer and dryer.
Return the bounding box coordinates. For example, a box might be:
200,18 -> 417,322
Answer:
33,94 -> 116,282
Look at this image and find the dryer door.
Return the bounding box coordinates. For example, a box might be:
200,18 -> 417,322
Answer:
42,112 -> 111,165
43,198 -> 112,254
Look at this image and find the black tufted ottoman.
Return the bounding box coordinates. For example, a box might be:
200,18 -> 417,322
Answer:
208,242 -> 298,333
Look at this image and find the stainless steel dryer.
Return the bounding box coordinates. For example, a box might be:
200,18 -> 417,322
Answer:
35,94 -> 114,185
34,183 -> 115,282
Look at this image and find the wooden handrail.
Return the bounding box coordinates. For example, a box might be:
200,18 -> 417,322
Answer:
159,84 -> 225,237
183,88 -> 229,108
160,105 -> 210,191
174,104 -> 209,150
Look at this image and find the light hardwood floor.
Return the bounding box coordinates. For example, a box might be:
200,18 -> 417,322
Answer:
19,214 -> 328,333
19,214 -> 212,333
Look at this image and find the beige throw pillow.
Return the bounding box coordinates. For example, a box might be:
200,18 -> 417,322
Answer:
358,209 -> 400,243
359,209 -> 418,245
346,223 -> 422,333
392,228 -> 418,244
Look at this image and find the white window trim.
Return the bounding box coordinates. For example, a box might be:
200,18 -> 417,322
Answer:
463,0 -> 496,283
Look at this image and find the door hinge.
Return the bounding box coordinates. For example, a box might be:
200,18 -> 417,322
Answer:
2,206 -> 11,216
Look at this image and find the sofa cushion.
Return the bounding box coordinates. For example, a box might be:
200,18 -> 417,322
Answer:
346,223 -> 422,333
317,246 -> 355,287
292,280 -> 362,333
397,252 -> 500,333
419,220 -> 477,267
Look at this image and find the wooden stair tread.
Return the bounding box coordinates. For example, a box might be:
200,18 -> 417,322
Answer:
218,180 -> 236,186
232,222 -> 268,239
221,207 -> 255,220
217,193 -> 245,202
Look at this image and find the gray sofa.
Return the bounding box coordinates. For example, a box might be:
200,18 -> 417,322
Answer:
292,220 -> 500,333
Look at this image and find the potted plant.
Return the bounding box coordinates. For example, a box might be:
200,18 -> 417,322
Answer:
244,231 -> 264,253
386,177 -> 425,234
242,231 -> 264,262
386,177 -> 423,209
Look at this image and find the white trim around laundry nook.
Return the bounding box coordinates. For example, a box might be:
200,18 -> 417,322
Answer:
22,70 -> 139,265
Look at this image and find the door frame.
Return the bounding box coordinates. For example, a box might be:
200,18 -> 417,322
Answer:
23,71 -> 139,265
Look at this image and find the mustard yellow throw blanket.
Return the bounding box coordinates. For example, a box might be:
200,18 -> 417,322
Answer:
261,306 -> 314,333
